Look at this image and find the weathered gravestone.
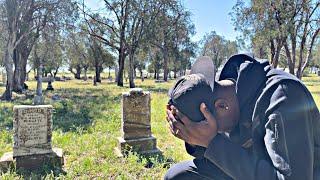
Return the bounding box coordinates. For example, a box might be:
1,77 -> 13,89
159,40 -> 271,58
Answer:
115,88 -> 161,156
2,72 -> 6,85
0,105 -> 64,172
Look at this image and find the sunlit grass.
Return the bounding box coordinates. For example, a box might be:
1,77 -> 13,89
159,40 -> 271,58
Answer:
0,74 -> 319,179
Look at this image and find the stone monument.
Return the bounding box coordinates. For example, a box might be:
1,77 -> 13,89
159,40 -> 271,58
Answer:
2,71 -> 6,85
115,88 -> 161,156
0,105 -> 64,172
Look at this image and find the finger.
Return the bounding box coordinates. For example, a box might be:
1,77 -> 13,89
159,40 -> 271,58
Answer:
169,124 -> 175,135
179,114 -> 192,126
166,110 -> 175,121
166,116 -> 170,123
174,127 -> 189,142
166,111 -> 179,131
171,117 -> 185,130
200,103 -> 216,126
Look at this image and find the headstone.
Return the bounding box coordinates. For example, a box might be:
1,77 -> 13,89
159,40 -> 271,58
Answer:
2,72 -> 6,85
46,81 -> 54,91
0,105 -> 64,172
115,88 -> 160,156
44,76 -> 54,91
318,70 -> 320,76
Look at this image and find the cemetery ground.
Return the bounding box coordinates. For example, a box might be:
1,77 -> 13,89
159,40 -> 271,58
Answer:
0,74 -> 319,179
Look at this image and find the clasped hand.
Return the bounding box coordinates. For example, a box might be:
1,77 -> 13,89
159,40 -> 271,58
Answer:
166,103 -> 218,148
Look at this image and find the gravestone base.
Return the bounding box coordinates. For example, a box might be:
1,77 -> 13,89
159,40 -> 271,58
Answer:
0,148 -> 64,172
0,152 -> 14,171
115,136 -> 161,157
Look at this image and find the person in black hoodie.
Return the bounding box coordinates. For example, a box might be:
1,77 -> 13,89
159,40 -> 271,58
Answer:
165,54 -> 320,180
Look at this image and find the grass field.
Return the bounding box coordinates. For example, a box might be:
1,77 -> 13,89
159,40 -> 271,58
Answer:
0,74 -> 319,179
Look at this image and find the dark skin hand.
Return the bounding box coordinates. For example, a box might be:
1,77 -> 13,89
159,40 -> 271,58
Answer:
166,103 -> 218,148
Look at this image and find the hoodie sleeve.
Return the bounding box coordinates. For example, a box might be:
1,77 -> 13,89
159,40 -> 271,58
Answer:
185,143 -> 206,158
204,82 -> 314,180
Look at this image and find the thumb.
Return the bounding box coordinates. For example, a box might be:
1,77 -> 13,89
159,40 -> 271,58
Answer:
200,103 -> 216,126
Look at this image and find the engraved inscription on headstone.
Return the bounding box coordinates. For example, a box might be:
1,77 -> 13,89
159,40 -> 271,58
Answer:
122,89 -> 151,139
19,109 -> 47,145
13,105 -> 53,157
115,88 -> 160,156
0,105 -> 64,172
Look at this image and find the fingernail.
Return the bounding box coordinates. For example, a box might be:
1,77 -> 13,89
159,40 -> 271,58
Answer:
201,103 -> 206,108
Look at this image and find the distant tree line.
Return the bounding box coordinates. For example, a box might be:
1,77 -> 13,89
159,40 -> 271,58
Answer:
231,0 -> 319,79
0,0 -> 243,101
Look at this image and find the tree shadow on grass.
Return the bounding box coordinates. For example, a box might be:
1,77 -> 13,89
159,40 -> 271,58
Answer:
124,150 -> 175,170
15,165 -> 66,179
137,85 -> 169,94
51,88 -> 121,132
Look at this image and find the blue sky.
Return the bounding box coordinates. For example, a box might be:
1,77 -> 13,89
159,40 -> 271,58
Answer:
183,0 -> 239,41
86,0 -> 240,42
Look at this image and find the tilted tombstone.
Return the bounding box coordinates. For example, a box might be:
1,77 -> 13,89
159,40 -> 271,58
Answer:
115,88 -> 161,156
0,105 -> 64,172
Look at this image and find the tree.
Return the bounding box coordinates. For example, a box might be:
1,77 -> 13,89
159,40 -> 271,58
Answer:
65,27 -> 91,80
231,0 -> 286,67
231,0 -> 319,79
0,0 -> 78,100
82,0 -> 167,87
148,0 -> 192,82
201,31 -> 238,70
88,36 -> 115,83
311,42 -> 320,68
28,26 -> 66,81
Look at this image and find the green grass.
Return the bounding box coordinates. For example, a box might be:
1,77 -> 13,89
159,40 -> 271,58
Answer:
0,78 -> 190,179
0,74 -> 319,179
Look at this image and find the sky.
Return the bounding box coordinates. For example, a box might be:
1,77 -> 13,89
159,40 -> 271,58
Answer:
183,0 -> 239,41
86,0 -> 240,42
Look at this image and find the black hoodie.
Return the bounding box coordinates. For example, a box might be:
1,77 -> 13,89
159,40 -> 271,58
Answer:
187,54 -> 320,180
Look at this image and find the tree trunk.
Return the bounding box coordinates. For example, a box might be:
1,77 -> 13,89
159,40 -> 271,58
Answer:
139,68 -> 144,82
156,70 -> 160,80
128,51 -> 135,88
83,66 -> 88,81
2,43 -> 14,101
272,43 -> 282,68
13,46 -> 30,93
117,49 -> 125,86
290,37 -> 297,75
301,29 -> 320,78
163,46 -> 169,81
95,65 -> 101,83
114,65 -> 119,83
13,49 -> 23,93
75,64 -> 81,79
